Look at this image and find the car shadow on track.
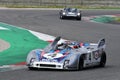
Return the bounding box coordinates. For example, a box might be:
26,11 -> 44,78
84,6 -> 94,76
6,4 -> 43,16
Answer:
60,17 -> 82,21
26,65 -> 113,72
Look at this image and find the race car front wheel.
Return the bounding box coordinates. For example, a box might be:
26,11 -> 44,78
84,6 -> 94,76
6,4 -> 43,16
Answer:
28,67 -> 36,70
76,16 -> 82,21
99,52 -> 106,67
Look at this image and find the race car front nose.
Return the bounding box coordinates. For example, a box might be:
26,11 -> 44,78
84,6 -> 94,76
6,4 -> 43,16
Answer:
33,62 -> 64,69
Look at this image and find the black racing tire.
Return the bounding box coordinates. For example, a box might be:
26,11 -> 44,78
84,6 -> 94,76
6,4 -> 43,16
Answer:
28,67 -> 38,70
76,16 -> 82,21
28,67 -> 34,70
78,55 -> 84,70
99,52 -> 106,67
60,15 -> 64,19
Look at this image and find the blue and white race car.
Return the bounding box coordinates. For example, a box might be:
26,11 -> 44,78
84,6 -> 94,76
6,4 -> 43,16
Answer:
26,36 -> 106,70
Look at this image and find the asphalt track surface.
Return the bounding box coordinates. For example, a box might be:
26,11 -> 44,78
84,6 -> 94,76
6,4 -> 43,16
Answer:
0,9 -> 120,80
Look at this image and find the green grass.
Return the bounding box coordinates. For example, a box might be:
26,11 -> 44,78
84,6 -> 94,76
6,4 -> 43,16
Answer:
115,17 -> 120,22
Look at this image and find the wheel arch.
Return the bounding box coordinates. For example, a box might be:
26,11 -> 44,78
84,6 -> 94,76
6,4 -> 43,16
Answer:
26,49 -> 39,65
77,53 -> 86,70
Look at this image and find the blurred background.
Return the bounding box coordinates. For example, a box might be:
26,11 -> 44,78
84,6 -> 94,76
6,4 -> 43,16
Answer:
0,0 -> 120,8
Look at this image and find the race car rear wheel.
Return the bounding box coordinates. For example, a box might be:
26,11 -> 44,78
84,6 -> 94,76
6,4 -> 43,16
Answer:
99,52 -> 106,67
78,55 -> 84,70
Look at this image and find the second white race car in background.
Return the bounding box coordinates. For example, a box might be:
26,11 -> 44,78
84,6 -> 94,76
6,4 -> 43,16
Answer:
59,8 -> 82,20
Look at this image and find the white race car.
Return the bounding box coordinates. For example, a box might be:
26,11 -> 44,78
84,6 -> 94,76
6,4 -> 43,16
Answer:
26,37 -> 106,70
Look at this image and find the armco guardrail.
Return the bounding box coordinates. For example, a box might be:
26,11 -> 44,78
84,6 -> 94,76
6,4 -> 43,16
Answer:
0,0 -> 120,7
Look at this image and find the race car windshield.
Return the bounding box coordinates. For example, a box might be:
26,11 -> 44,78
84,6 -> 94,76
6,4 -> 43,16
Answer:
56,43 -> 67,50
56,43 -> 76,50
44,36 -> 61,52
67,8 -> 77,13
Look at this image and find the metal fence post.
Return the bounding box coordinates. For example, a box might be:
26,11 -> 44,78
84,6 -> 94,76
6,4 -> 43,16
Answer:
80,0 -> 83,6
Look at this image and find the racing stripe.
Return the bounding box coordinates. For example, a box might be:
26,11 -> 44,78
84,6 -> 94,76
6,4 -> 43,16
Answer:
57,49 -> 72,62
40,51 -> 45,59
36,50 -> 41,61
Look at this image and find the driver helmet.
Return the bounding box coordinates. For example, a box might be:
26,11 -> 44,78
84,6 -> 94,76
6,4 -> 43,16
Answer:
57,43 -> 67,50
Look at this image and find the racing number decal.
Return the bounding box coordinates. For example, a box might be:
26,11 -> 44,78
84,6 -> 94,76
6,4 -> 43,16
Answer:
93,51 -> 100,60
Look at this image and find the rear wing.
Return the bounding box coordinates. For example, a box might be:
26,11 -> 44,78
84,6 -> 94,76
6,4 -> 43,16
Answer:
97,38 -> 106,48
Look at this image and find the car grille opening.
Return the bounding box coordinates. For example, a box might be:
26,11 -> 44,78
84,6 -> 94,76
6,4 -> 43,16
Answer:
40,64 -> 56,67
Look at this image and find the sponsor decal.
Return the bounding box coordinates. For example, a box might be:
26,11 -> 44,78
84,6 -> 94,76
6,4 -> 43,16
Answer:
43,53 -> 63,59
93,51 -> 100,60
41,59 -> 58,62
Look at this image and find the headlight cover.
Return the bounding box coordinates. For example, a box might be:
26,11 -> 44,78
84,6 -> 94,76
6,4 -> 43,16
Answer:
77,13 -> 80,16
30,58 -> 35,65
62,12 -> 66,15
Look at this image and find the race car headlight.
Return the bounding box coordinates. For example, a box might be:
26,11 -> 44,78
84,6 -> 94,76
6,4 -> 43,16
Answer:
63,60 -> 70,69
30,58 -> 35,64
62,12 -> 66,15
77,13 -> 80,16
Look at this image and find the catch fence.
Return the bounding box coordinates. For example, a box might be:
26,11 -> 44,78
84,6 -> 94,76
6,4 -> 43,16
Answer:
0,0 -> 120,7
